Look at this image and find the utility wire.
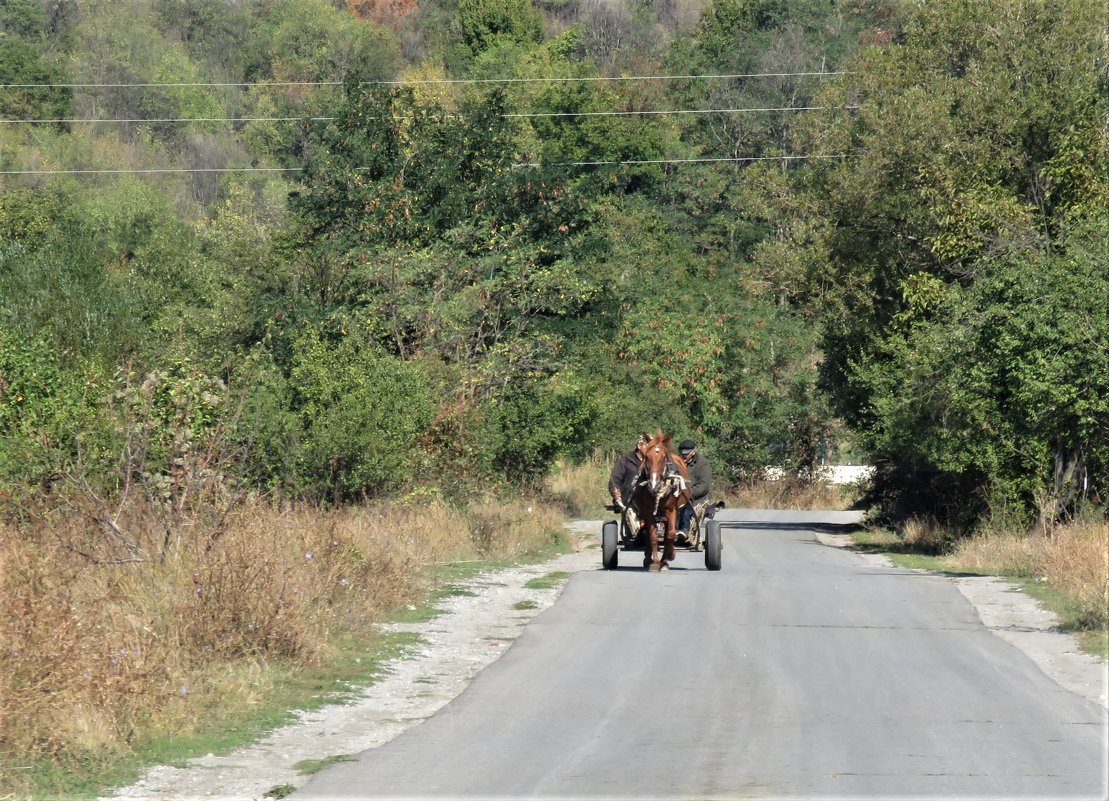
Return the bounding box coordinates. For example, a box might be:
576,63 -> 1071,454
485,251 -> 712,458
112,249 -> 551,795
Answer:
0,106 -> 851,125
0,167 -> 303,175
514,155 -> 854,168
0,71 -> 843,90
0,154 -> 856,176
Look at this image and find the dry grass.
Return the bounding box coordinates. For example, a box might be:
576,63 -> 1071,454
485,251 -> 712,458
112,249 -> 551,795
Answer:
729,477 -> 862,511
544,454 -> 613,517
0,494 -> 562,778
544,459 -> 866,516
897,515 -> 955,555
948,518 -> 1108,628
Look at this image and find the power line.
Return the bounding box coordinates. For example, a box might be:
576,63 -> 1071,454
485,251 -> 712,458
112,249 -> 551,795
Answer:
0,106 -> 852,125
0,154 -> 857,176
515,155 -> 855,168
0,166 -> 302,175
0,71 -> 843,90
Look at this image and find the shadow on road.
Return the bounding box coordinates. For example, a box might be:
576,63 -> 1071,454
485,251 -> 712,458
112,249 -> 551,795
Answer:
720,520 -> 864,535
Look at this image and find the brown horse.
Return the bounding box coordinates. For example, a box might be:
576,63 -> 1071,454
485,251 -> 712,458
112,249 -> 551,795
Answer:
630,431 -> 692,571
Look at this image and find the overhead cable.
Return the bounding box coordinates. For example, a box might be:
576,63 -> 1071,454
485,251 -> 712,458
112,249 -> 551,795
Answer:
0,154 -> 856,176
0,106 -> 851,125
0,71 -> 843,90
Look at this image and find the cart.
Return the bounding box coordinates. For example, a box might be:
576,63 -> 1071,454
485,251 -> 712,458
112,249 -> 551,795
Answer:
601,500 -> 724,571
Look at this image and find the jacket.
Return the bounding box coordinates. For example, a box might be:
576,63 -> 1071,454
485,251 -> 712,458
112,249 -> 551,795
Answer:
684,453 -> 712,502
609,450 -> 644,502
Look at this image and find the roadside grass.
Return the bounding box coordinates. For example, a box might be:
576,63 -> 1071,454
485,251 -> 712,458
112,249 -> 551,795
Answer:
513,600 -> 539,611
293,754 -> 356,775
524,571 -> 571,590
729,477 -> 865,511
544,456 -> 868,523
7,630 -> 423,801
544,453 -> 613,518
1,496 -> 571,801
852,519 -> 1108,660
263,784 -> 295,799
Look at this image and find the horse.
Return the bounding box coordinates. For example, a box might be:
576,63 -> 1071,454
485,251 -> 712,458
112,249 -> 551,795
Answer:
630,431 -> 693,571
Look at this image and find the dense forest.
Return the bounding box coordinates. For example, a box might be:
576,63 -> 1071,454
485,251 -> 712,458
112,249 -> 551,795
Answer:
1,0 -> 1105,529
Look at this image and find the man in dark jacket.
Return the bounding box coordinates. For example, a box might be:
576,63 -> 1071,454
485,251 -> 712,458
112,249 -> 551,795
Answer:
610,435 -> 648,538
677,439 -> 711,539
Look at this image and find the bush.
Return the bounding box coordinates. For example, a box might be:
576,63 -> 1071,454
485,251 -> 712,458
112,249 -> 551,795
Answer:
290,328 -> 434,500
0,329 -> 110,499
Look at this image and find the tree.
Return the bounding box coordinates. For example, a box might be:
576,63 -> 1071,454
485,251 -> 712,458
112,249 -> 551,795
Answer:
0,23 -> 73,123
457,0 -> 544,55
803,0 -> 1108,526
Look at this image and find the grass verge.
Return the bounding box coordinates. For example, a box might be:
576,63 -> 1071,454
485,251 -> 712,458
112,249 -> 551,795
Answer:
1,495 -> 571,801
852,521 -> 1108,661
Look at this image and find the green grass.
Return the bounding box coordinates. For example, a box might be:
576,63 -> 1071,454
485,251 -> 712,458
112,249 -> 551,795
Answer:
387,530 -> 572,625
387,559 -> 511,624
513,600 -> 539,610
293,754 -> 356,775
263,784 -> 296,798
524,571 -> 571,590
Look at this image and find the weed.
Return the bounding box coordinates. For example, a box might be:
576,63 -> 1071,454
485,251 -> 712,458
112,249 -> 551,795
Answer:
545,454 -> 613,517
293,754 -> 356,775
0,494 -> 568,799
264,784 -> 296,798
730,477 -> 862,511
513,600 -> 539,610
524,571 -> 570,590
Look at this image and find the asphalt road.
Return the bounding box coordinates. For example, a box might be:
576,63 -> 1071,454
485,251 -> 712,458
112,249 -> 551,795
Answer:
296,508 -> 1108,800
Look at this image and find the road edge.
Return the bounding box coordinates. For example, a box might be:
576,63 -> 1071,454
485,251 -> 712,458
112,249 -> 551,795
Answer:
814,530 -> 1108,711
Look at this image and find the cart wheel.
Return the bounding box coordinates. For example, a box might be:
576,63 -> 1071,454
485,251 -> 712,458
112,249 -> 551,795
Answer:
602,520 -> 619,570
704,519 -> 722,571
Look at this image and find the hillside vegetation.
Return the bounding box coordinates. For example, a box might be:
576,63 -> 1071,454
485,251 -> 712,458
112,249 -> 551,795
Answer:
1,0 -> 1105,794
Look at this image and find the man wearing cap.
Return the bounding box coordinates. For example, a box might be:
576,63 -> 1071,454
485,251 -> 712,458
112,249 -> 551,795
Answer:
610,435 -> 648,541
677,439 -> 711,541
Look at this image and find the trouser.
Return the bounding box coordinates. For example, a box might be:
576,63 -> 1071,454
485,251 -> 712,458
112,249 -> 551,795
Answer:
678,499 -> 708,532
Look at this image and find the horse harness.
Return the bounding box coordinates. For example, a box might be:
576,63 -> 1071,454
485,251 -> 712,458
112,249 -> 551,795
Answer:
634,458 -> 692,516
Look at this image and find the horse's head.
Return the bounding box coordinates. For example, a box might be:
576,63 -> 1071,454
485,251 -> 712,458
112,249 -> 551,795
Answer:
641,431 -> 673,494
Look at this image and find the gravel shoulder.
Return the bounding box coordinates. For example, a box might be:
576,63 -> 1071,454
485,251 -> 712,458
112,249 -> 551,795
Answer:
102,520 -> 1104,801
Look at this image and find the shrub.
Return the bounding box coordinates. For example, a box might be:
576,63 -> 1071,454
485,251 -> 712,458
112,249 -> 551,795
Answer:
290,328 -> 435,500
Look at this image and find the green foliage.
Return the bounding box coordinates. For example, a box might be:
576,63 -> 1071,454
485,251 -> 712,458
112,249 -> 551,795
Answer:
0,0 -> 48,39
457,0 -> 544,55
289,327 -> 434,499
226,352 -> 298,493
853,219 -> 1108,524
0,328 -> 107,495
240,0 -> 402,83
0,0 -> 919,502
0,204 -> 146,360
476,374 -> 594,487
0,25 -> 73,123
805,0 -> 1108,524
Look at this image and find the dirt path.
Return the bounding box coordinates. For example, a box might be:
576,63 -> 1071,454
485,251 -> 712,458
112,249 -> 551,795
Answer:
101,521 -> 1104,801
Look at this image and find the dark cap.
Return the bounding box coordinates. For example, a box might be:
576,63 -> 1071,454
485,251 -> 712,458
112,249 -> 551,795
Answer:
678,439 -> 696,453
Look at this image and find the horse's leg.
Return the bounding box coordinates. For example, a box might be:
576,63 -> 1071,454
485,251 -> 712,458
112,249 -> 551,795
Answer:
661,505 -> 678,568
644,513 -> 660,571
